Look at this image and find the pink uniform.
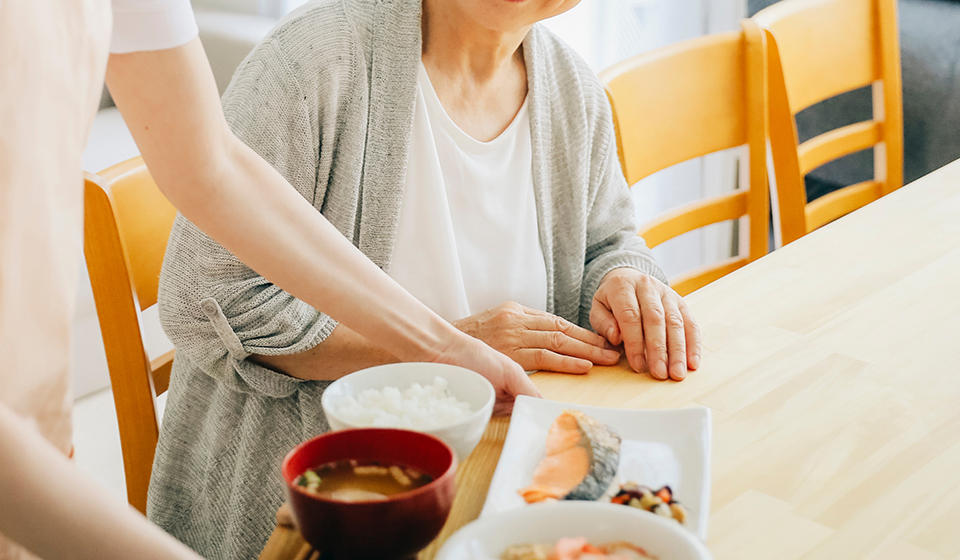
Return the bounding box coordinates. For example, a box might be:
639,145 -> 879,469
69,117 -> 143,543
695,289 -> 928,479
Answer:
0,1 -> 196,557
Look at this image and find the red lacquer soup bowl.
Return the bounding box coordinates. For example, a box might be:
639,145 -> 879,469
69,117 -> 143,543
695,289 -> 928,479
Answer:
282,428 -> 458,560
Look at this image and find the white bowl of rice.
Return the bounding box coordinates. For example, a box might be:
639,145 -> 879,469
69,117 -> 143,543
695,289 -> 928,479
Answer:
321,362 -> 496,460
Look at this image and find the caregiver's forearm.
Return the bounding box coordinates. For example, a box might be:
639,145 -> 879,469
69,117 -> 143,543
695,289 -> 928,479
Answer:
0,405 -> 202,560
105,39 -> 459,364
251,324 -> 399,381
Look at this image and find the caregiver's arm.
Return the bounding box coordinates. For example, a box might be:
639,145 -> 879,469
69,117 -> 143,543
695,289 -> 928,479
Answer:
105,39 -> 537,402
253,319 -> 541,416
255,302 -> 621,379
251,324 -> 400,382
0,405 -> 202,560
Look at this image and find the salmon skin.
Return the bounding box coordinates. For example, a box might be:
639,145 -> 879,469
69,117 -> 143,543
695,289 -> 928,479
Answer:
519,410 -> 621,503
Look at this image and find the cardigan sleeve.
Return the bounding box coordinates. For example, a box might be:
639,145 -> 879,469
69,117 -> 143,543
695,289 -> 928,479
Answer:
157,38 -> 335,397
578,102 -> 668,327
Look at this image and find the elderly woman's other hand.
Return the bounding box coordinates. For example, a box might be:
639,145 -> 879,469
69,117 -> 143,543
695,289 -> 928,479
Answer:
453,302 -> 622,375
590,269 -> 701,381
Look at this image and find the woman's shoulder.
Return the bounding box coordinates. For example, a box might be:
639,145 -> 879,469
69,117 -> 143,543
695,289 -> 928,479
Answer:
527,25 -> 611,124
220,0 -> 380,136
247,0 -> 377,78
275,0 -> 377,44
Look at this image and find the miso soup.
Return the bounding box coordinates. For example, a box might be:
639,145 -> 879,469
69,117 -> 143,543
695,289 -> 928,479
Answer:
296,460 -> 433,502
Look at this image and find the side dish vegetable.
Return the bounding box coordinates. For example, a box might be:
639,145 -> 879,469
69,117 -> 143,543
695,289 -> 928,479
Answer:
611,483 -> 687,525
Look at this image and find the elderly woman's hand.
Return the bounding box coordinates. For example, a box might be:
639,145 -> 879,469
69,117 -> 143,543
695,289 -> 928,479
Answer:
590,269 -> 701,381
453,302 -> 621,374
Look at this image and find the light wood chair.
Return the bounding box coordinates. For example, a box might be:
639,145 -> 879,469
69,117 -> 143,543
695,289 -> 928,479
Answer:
754,0 -> 903,246
600,20 -> 769,296
83,156 -> 177,514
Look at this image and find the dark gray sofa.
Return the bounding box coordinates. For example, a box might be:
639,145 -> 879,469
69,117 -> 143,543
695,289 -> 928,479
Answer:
749,0 -> 960,198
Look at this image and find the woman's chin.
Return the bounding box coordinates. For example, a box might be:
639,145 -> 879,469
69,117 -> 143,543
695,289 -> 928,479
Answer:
461,0 -> 582,32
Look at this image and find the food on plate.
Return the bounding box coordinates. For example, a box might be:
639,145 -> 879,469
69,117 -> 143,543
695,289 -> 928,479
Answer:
295,460 -> 433,502
610,483 -> 687,524
330,376 -> 472,430
502,537 -> 656,560
519,410 -> 621,503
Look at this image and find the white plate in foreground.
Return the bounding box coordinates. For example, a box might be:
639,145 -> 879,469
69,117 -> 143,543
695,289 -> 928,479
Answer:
481,396 -> 712,540
437,502 -> 712,560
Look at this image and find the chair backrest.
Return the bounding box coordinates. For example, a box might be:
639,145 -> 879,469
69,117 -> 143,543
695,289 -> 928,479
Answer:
755,0 -> 903,246
600,21 -> 768,296
83,156 -> 177,514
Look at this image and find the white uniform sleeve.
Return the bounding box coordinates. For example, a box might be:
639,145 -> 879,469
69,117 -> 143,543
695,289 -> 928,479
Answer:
111,0 -> 199,54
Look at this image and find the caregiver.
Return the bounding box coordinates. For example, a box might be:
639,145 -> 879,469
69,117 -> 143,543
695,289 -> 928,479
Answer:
151,0 -> 702,558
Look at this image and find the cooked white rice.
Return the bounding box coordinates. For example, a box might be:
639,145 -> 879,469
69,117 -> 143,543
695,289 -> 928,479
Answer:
331,376 -> 472,430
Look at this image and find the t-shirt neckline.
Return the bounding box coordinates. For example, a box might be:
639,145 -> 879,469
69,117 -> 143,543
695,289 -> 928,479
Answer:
417,61 -> 530,147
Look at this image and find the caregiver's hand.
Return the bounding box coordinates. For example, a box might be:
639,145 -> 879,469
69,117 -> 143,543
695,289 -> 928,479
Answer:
590,269 -> 701,381
436,332 -> 542,416
453,302 -> 621,375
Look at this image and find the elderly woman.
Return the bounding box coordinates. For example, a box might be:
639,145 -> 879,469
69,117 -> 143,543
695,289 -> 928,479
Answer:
151,0 -> 701,557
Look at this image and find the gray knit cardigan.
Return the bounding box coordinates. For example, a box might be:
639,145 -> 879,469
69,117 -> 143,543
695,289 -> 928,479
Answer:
149,0 -> 666,558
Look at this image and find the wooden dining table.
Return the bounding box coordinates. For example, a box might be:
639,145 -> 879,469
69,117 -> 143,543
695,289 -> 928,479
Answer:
259,158 -> 960,560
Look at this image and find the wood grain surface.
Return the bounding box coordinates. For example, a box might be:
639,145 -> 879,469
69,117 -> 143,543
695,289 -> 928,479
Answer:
260,159 -> 960,560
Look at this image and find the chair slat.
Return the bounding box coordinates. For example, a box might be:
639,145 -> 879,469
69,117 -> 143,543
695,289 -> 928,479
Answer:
798,121 -> 883,175
671,256 -> 750,297
805,179 -> 882,230
150,349 -> 175,397
639,190 -> 749,249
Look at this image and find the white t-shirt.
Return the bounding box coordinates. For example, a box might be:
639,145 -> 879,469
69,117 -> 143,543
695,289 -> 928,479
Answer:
111,0 -> 199,54
388,63 -> 548,323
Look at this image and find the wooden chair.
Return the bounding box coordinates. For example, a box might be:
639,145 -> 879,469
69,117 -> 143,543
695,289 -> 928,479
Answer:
600,21 -> 769,296
83,156 -> 177,514
754,0 -> 903,246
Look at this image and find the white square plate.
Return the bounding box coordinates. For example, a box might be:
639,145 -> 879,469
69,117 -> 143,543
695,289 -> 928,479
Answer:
480,396 -> 712,540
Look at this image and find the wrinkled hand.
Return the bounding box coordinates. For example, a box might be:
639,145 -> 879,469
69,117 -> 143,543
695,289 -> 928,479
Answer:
434,329 -> 541,416
453,302 -> 621,375
590,269 -> 701,381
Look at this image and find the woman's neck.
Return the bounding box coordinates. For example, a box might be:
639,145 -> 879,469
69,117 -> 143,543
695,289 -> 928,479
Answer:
421,0 -> 528,83
420,0 -> 530,142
